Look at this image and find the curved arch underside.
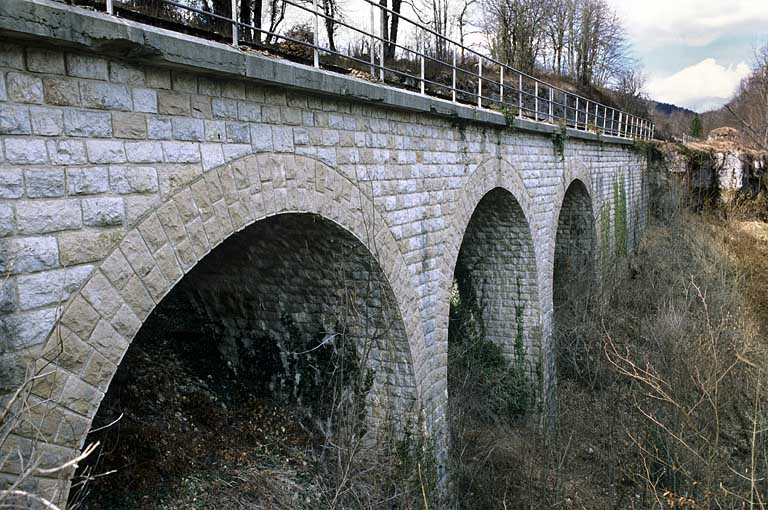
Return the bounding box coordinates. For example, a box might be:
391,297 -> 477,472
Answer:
453,187 -> 541,370
553,180 -> 596,311
11,154 -> 424,499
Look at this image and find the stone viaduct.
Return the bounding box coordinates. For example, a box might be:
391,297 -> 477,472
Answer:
0,0 -> 648,504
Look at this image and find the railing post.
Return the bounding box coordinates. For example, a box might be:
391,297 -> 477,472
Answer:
534,81 -> 539,120
518,73 -> 523,118
611,110 -> 615,136
575,97 -> 579,129
420,32 -> 425,95
452,47 -> 457,103
603,106 -> 607,132
618,112 -> 623,137
499,66 -> 504,105
106,0 -> 113,15
594,103 -> 598,131
548,87 -> 553,123
477,57 -> 482,107
369,3 -> 375,78
312,0 -> 320,68
231,0 -> 238,48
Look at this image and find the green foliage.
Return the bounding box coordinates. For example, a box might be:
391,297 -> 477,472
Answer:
449,265 -> 535,423
394,413 -> 438,501
690,114 -> 703,138
599,202 -> 611,265
552,123 -> 568,161
613,177 -> 628,257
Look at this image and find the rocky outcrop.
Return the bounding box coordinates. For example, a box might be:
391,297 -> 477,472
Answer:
661,127 -> 768,202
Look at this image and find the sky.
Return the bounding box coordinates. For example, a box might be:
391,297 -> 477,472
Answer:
606,0 -> 768,112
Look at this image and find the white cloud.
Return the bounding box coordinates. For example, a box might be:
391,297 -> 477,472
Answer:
647,59 -> 751,111
607,0 -> 768,50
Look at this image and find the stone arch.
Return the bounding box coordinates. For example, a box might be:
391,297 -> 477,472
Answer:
443,158 -> 543,405
6,153 -> 425,504
551,177 -> 598,385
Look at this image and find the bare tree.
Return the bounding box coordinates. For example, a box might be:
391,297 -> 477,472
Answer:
726,41 -> 768,150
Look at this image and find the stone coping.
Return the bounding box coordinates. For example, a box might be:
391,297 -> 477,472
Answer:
0,0 -> 633,145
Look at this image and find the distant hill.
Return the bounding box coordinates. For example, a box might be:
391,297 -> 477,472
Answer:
651,100 -> 695,117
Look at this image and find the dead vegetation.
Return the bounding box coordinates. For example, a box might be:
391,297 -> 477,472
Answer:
445,156 -> 768,508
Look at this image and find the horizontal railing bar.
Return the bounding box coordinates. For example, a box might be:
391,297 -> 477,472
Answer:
107,0 -> 651,139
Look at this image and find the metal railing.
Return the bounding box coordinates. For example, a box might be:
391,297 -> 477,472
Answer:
94,0 -> 653,140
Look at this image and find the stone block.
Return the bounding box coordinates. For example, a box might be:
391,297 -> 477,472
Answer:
158,165 -> 201,198
272,126 -> 294,152
145,68 -> 171,89
112,111 -> 147,139
59,228 -> 122,266
120,274 -> 154,320
0,73 -> 6,101
43,77 -> 81,106
197,77 -> 221,96
65,54 -> 109,80
226,122 -> 249,143
204,120 -> 226,142
98,251 -> 131,294
132,88 -> 157,113
17,265 -> 93,310
147,116 -> 172,139
88,319 -> 128,364
16,199 -> 81,234
0,104 -> 31,135
237,101 -> 260,122
86,140 -> 126,164
0,169 -> 24,198
66,166 -> 108,195
63,109 -> 111,137
6,72 -> 43,104
109,62 -> 144,85
0,203 -> 14,237
124,195 -> 160,226
0,236 -> 59,273
124,141 -> 163,163
81,271 -> 123,318
24,168 -> 65,198
0,43 -> 24,69
162,141 -> 200,163
172,117 -> 204,141
111,303 -> 141,339
201,143 -> 224,171
29,106 -> 63,136
82,197 -> 125,226
120,230 -> 154,277
48,140 -> 87,165
212,98 -> 238,119
191,95 -> 212,118
0,308 -> 57,351
4,138 -> 47,164
171,72 -> 197,93
0,277 -> 16,313
110,166 -> 158,194
157,91 -> 190,115
250,124 -> 273,151
138,214 -> 167,252
26,48 -> 66,75
80,82 -> 132,111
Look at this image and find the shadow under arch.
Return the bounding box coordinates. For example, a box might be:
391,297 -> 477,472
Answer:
8,153 -> 424,504
448,186 -> 542,406
552,178 -> 598,384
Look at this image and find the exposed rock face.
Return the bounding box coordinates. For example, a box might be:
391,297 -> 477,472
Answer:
662,128 -> 768,202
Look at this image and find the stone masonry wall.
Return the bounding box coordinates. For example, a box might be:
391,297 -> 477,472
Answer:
0,2 -> 648,502
163,213 -> 418,428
